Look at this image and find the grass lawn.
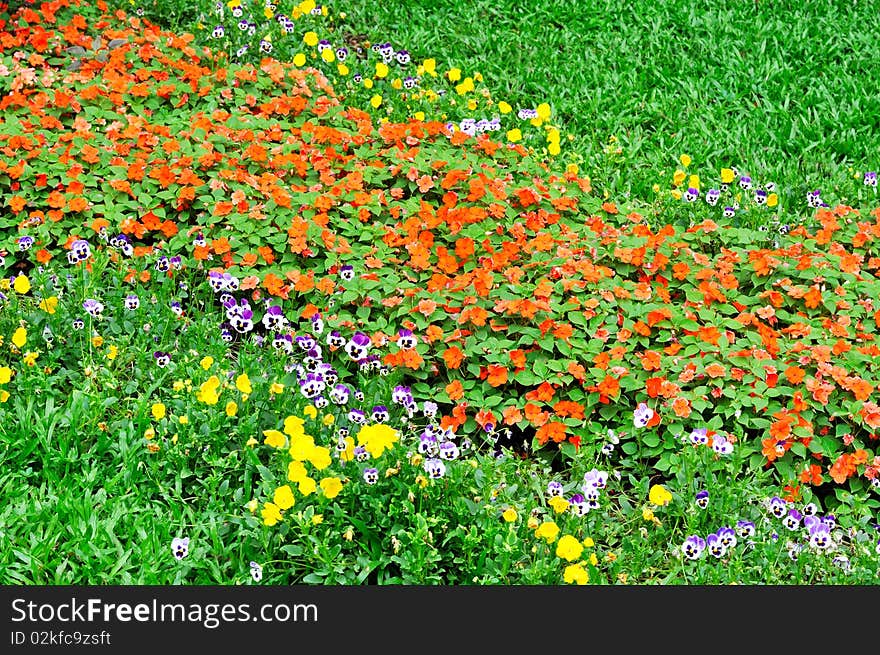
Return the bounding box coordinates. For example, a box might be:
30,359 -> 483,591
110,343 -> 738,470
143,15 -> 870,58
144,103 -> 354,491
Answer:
1,0 -> 879,587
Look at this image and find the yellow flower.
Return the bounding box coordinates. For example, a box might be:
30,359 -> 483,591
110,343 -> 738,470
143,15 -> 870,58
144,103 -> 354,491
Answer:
106,345 -> 118,361
320,477 -> 343,499
556,534 -> 584,561
343,527 -> 354,541
548,496 -> 570,514
447,67 -> 461,82
261,502 -> 283,526
642,508 -> 655,522
179,415 -> 189,425
22,351 -> 38,366
688,174 -> 700,190
0,366 -> 11,384
670,189 -> 682,200
246,499 -> 258,513
467,98 -> 477,111
13,275 -> 30,294
567,163 -> 579,175
498,101 -> 512,114
151,403 -> 166,420
649,484 -> 672,506
225,401 -> 238,417
200,356 -> 213,370
548,142 -> 561,156
38,296 -> 58,314
298,476 -> 317,496
527,516 -> 540,530
144,426 -> 155,440
321,48 -> 335,63
273,485 -> 295,510
502,508 -> 518,523
337,63 -> 349,76
284,415 -> 305,437
196,375 -> 221,405
235,373 -> 252,394
322,414 -> 335,426
356,423 -> 399,458
263,429 -> 286,449
415,475 -> 428,488
308,446 -> 332,470
679,154 -> 692,167
312,514 -> 323,525
414,111 -> 425,121
563,563 -> 589,585
370,94 -> 382,108
506,128 -> 522,143
375,62 -> 389,78
385,466 -> 399,478
536,102 -> 551,120
363,78 -> 373,89
0,389 -> 8,402
721,168 -> 735,183
590,553 -> 599,566
12,327 -> 26,348
535,521 -> 559,543
298,0 -> 315,13
767,193 -> 779,207
455,77 -> 474,95
582,537 -> 594,548
672,170 -> 686,186
246,437 -> 257,447
474,72 -> 483,82
91,334 -> 103,348
293,53 -> 306,66
290,433 -> 316,461
287,461 -> 308,483
303,31 -> 318,47
422,58 -> 436,76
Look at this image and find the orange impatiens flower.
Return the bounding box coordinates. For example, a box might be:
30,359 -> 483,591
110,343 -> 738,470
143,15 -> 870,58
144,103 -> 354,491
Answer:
535,421 -> 567,445
525,381 -> 556,403
596,375 -> 620,401
485,365 -> 508,387
445,380 -> 464,401
829,454 -> 858,484
704,363 -> 726,378
442,346 -> 464,370
672,397 -> 691,418
799,464 -> 824,486
502,406 -> 523,426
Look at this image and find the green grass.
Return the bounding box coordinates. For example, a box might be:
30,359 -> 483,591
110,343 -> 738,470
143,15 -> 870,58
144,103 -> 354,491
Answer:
340,0 -> 880,216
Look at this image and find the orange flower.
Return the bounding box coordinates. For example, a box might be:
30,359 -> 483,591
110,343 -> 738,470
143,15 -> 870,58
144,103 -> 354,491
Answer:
436,377 -> 464,403
705,363 -> 726,378
525,381 -> 556,403
784,366 -> 806,384
672,397 -> 691,418
596,375 -> 620,400
443,346 -> 464,370
799,464 -> 824,486
416,299 -> 437,317
536,421 -> 567,445
829,454 -> 857,484
474,409 -> 497,430
486,365 -> 508,387
502,406 -> 523,425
